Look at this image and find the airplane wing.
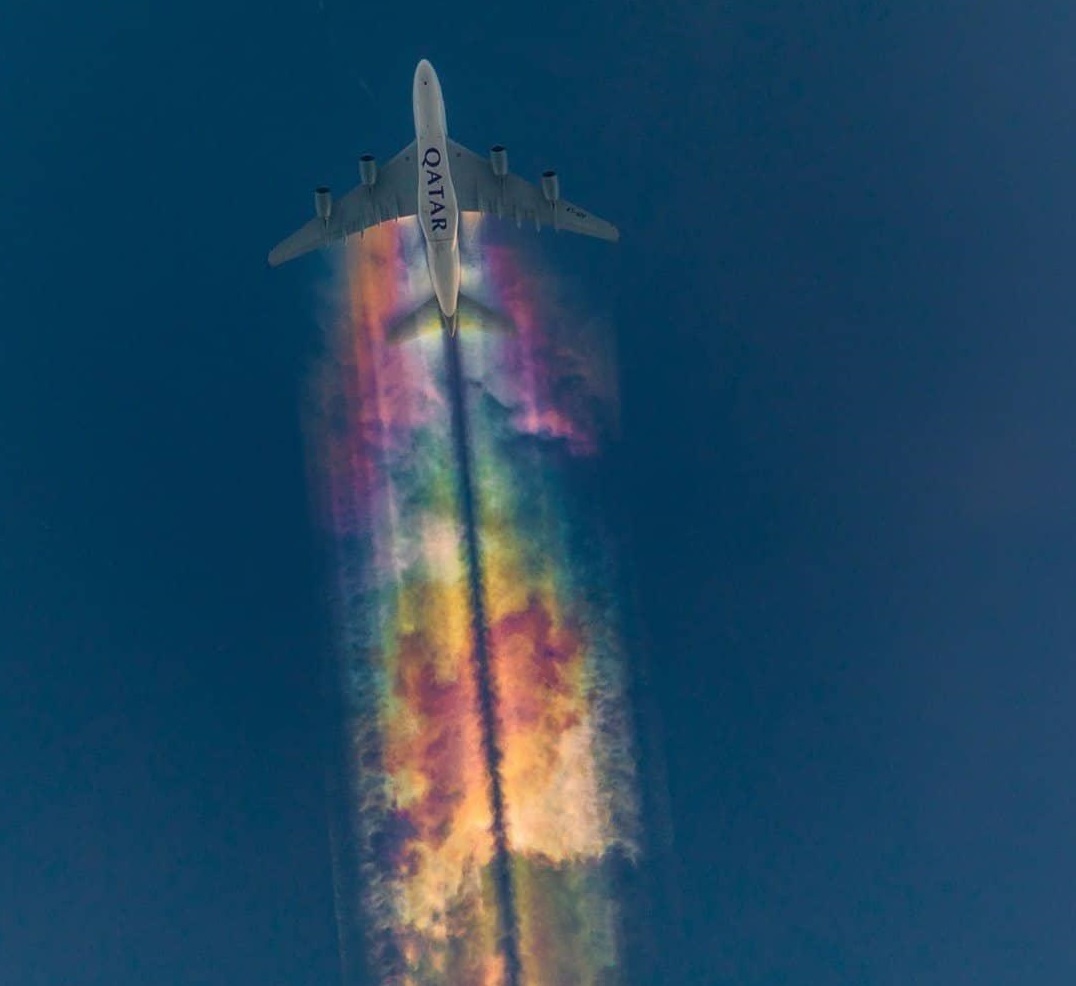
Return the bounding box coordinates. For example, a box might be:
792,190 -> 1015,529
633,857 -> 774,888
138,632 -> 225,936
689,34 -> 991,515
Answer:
268,142 -> 419,266
446,139 -> 619,241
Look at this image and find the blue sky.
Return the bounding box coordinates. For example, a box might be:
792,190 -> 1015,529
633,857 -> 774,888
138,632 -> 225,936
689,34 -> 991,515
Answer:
3,1 -> 1075,984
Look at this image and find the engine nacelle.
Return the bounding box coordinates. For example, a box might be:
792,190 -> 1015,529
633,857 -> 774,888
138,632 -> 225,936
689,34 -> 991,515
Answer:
490,144 -> 508,177
359,154 -> 378,186
541,170 -> 560,203
314,186 -> 332,221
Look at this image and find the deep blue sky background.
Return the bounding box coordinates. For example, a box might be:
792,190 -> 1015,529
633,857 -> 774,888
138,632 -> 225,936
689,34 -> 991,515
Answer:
3,1 -> 1075,984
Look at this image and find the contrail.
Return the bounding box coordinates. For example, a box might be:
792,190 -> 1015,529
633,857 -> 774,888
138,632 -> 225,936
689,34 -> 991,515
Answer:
309,219 -> 646,986
442,324 -> 522,986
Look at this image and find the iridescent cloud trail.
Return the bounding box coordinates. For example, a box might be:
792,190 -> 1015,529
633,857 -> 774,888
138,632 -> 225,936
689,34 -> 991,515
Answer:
309,216 -> 640,986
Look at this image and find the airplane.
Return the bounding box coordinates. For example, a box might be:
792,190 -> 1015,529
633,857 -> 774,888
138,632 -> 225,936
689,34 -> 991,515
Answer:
268,59 -> 619,335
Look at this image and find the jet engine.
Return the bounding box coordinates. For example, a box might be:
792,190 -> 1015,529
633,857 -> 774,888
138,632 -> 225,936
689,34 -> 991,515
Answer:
490,144 -> 508,177
314,186 -> 332,221
540,170 -> 560,203
359,154 -> 378,186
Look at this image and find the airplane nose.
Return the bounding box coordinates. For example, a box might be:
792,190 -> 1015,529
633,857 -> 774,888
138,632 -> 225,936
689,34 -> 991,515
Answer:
412,59 -> 445,132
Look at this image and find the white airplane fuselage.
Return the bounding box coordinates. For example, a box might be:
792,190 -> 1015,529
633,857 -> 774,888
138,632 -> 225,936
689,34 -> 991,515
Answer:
412,59 -> 460,320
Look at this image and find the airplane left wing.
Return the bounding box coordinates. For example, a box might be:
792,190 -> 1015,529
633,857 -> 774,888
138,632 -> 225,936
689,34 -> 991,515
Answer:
446,139 -> 619,241
268,142 -> 419,266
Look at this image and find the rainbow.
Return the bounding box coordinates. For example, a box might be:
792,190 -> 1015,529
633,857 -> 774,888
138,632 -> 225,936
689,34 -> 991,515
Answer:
308,216 -> 639,986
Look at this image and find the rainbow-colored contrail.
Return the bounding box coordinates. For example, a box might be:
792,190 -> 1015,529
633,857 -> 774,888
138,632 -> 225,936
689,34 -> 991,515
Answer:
308,216 -> 640,986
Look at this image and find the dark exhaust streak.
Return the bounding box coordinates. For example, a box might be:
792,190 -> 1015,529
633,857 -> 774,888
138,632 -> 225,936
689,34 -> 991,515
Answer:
442,326 -> 522,986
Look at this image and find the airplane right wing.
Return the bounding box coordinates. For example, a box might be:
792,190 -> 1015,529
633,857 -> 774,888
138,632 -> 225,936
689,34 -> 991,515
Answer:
446,139 -> 619,241
268,142 -> 419,266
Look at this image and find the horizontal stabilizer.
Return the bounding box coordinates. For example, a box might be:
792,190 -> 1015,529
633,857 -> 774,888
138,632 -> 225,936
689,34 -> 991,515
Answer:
387,295 -> 515,343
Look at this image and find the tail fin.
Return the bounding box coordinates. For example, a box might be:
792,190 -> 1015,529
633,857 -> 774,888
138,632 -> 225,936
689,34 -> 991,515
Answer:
386,295 -> 513,344
440,308 -> 460,337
